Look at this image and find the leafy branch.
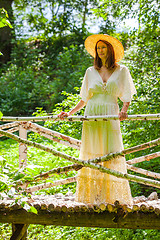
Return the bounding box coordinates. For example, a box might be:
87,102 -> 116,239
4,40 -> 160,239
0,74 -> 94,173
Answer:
0,8 -> 12,56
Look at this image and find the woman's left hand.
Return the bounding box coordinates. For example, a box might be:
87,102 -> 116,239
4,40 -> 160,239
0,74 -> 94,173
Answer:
118,111 -> 128,121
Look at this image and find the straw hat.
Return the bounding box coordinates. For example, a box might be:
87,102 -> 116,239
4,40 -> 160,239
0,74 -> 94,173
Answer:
85,34 -> 124,62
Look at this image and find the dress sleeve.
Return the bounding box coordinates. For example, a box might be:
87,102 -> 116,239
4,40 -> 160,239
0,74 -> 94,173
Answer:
119,66 -> 137,102
80,69 -> 89,103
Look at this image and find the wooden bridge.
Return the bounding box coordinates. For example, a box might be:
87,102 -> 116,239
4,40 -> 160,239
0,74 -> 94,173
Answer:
0,114 -> 160,239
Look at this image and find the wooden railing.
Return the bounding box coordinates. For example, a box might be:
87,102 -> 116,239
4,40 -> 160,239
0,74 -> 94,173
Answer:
0,114 -> 160,238
1,113 -> 160,122
0,114 -> 160,192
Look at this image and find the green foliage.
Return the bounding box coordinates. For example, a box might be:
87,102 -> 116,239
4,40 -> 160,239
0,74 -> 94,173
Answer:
0,135 -> 79,215
0,111 -> 3,119
0,155 -> 38,214
0,136 -> 78,195
1,221 -> 160,239
119,27 -> 160,196
45,89 -> 84,139
0,38 -> 91,116
0,8 -> 12,56
46,44 -> 91,105
13,0 -> 98,37
0,157 -> 15,192
0,63 -> 52,115
0,8 -> 12,29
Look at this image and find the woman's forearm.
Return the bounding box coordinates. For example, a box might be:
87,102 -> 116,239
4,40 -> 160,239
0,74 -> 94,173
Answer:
121,102 -> 130,113
58,99 -> 85,119
68,100 -> 86,116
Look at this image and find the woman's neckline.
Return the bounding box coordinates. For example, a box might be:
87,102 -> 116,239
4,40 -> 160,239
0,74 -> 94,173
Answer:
96,64 -> 120,84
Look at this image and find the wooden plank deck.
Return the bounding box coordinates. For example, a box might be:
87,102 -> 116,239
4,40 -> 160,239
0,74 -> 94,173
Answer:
0,193 -> 160,230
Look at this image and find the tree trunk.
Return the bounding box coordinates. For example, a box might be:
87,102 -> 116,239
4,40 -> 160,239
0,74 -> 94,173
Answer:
82,0 -> 88,29
0,0 -> 14,64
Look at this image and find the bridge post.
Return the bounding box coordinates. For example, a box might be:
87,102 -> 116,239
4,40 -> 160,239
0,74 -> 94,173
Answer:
11,224 -> 29,240
19,123 -> 27,169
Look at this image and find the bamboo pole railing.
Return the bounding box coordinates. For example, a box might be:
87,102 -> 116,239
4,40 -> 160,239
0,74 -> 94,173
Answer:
90,138 -> 160,164
17,164 -> 82,190
0,128 -> 160,190
22,159 -> 160,187
25,164 -> 160,193
0,128 -> 159,166
18,160 -> 160,192
1,113 -> 160,122
24,122 -> 81,150
126,164 -> 160,179
0,121 -> 19,137
19,160 -> 160,192
0,114 -> 160,193
26,176 -> 77,193
127,152 -> 160,165
0,126 -> 19,137
0,121 -> 19,129
33,164 -> 82,181
2,121 -> 159,182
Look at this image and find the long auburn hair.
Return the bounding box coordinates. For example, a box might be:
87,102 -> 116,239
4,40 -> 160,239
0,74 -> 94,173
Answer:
94,40 -> 116,70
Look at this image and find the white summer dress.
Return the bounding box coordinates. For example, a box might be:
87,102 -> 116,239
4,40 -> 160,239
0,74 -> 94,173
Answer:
75,64 -> 137,205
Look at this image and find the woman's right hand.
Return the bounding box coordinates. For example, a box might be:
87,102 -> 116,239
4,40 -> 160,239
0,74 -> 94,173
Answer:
58,111 -> 69,120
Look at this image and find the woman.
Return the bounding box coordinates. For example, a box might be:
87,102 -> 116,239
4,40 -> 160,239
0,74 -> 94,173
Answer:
58,34 -> 136,205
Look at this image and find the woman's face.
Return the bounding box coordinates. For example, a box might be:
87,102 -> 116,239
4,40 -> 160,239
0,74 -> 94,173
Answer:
96,41 -> 108,60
